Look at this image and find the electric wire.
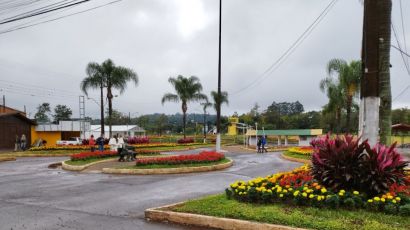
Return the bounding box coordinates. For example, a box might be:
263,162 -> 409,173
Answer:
398,0 -> 409,67
392,22 -> 410,76
230,0 -> 338,96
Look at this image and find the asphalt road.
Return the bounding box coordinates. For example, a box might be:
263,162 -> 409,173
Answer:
0,150 -> 301,230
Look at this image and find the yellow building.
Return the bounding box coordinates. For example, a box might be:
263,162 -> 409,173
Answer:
227,116 -> 239,135
31,121 -> 88,146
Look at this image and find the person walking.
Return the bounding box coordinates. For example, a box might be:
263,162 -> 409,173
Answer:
96,134 -> 105,152
89,135 -> 96,152
108,135 -> 119,152
256,137 -> 261,153
261,136 -> 267,153
20,134 -> 27,151
117,135 -> 125,153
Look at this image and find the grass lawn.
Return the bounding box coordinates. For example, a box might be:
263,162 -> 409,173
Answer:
172,194 -> 409,230
118,158 -> 230,169
283,151 -> 311,160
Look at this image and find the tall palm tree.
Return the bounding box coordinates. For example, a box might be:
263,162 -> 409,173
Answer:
326,59 -> 361,132
320,77 -> 344,133
211,91 -> 229,113
200,101 -> 213,142
161,75 -> 207,139
81,59 -> 138,137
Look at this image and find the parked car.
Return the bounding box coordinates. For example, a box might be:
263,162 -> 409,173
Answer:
56,137 -> 82,145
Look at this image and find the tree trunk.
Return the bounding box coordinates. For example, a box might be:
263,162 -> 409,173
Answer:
378,0 -> 392,145
107,86 -> 113,138
203,108 -> 207,142
182,102 -> 187,139
100,83 -> 105,137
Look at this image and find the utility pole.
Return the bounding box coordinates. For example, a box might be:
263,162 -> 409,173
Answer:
216,0 -> 222,151
100,77 -> 105,137
359,0 -> 392,146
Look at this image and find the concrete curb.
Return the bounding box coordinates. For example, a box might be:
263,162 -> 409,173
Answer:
145,202 -> 305,230
102,158 -> 233,175
280,153 -> 311,164
0,157 -> 16,162
1,153 -> 71,157
62,158 -> 117,171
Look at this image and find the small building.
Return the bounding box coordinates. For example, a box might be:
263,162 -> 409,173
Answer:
0,112 -> 36,149
391,123 -> 410,147
32,120 -> 91,146
88,125 -> 145,138
245,129 -> 323,147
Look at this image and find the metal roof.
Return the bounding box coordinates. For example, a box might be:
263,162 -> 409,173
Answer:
246,129 -> 322,136
91,125 -> 145,132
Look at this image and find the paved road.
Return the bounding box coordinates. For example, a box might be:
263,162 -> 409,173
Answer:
0,150 -> 301,230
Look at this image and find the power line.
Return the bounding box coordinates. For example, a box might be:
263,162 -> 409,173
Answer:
391,44 -> 410,58
0,0 -> 123,35
392,22 -> 410,76
230,0 -> 338,96
393,84 -> 410,101
399,0 -> 409,68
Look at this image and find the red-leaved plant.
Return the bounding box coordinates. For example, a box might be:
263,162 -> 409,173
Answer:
310,134 -> 408,196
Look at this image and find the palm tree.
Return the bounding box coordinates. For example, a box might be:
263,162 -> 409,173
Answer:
211,91 -> 229,113
320,77 -> 344,133
161,75 -> 207,139
81,59 -> 138,137
200,101 -> 213,142
326,59 -> 361,132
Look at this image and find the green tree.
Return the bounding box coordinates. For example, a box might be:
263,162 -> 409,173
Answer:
326,59 -> 361,132
161,75 -> 207,138
34,103 -> 51,123
200,101 -> 213,142
320,72 -> 345,133
211,91 -> 229,114
156,114 -> 168,136
53,105 -> 72,123
81,59 -> 138,137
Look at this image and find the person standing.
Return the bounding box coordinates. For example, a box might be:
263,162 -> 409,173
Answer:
261,136 -> 267,153
117,135 -> 125,153
14,135 -> 20,152
89,135 -> 96,152
20,134 -> 27,151
96,134 -> 105,152
256,137 -> 261,153
108,135 -> 118,152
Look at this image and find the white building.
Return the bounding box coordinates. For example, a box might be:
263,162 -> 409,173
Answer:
88,125 -> 145,138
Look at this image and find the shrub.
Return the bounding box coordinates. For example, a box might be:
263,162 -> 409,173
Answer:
126,137 -> 149,144
177,138 -> 194,144
399,204 -> 410,216
384,203 -> 398,215
310,134 -> 409,196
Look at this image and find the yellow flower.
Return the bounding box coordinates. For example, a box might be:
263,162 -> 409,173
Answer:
395,197 -> 401,202
293,191 -> 299,197
303,187 -> 308,191
353,191 -> 359,195
309,194 -> 314,199
279,194 -> 284,198
374,197 -> 380,201
288,188 -> 293,192
338,192 -> 344,196
302,192 -> 307,197
321,188 -> 327,193
317,196 -> 322,201
381,198 -> 386,202
392,200 -> 397,204
387,195 -> 393,200
340,190 -> 345,193
367,199 -> 373,203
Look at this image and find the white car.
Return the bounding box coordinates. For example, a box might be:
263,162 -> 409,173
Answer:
56,137 -> 82,145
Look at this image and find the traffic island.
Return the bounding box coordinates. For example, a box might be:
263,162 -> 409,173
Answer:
280,152 -> 310,164
0,157 -> 16,162
62,158 -> 117,171
102,158 -> 233,175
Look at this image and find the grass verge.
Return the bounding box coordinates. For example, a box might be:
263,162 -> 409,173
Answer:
283,151 -> 311,160
118,158 -> 230,169
172,194 -> 409,230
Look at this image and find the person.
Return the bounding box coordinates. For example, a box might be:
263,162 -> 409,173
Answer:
256,137 -> 262,153
20,134 -> 27,151
108,135 -> 119,152
117,135 -> 125,153
89,135 -> 96,152
261,136 -> 267,153
14,135 -> 20,152
96,134 -> 105,152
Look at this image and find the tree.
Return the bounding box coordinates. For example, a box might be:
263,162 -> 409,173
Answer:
161,75 -> 207,138
156,114 -> 168,136
34,103 -> 51,123
326,59 -> 361,132
211,91 -> 229,114
320,74 -> 344,133
81,59 -> 138,137
200,101 -> 213,142
53,105 -> 72,123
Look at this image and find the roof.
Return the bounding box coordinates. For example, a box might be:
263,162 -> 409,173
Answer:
91,125 -> 145,132
0,105 -> 25,115
0,112 -> 36,125
391,123 -> 410,132
246,129 -> 322,136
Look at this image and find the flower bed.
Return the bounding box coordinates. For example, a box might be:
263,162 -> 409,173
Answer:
226,135 -> 410,215
127,136 -> 149,144
136,151 -> 225,166
287,146 -> 313,155
177,138 -> 195,144
71,151 -> 118,161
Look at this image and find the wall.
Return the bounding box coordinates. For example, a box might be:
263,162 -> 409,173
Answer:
31,127 -> 61,147
0,115 -> 31,149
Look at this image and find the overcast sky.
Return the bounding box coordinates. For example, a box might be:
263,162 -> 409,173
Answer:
0,0 -> 409,119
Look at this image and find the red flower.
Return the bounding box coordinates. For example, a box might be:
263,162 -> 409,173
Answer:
136,151 -> 225,166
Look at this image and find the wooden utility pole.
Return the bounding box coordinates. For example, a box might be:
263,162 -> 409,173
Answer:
359,0 -> 392,146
